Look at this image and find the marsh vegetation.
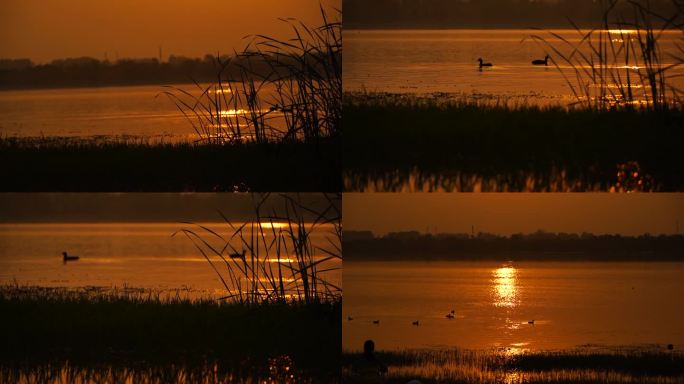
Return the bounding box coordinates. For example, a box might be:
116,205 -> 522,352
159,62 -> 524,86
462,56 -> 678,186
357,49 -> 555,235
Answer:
1,135 -> 340,191
344,92 -> 683,192
0,285 -> 341,383
0,194 -> 342,383
343,1 -> 684,192
2,8 -> 341,192
343,346 -> 684,383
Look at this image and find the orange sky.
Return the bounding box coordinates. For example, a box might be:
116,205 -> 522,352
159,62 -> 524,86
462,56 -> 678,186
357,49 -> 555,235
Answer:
0,0 -> 340,63
344,193 -> 684,236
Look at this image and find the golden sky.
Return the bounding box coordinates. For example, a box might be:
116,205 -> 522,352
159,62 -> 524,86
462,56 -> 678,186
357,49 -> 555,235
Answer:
0,0 -> 340,63
344,193 -> 684,236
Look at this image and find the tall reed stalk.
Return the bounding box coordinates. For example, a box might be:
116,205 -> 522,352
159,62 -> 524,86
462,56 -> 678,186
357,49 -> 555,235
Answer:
162,7 -> 341,145
530,0 -> 683,109
175,193 -> 341,305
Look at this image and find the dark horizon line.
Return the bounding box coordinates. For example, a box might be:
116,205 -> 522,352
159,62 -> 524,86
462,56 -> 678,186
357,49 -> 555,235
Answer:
345,229 -> 684,238
343,25 -> 684,31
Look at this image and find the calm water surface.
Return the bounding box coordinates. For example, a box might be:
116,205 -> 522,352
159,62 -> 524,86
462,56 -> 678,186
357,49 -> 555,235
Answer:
343,261 -> 684,352
344,29 -> 684,104
0,222 -> 340,297
0,83 -> 284,140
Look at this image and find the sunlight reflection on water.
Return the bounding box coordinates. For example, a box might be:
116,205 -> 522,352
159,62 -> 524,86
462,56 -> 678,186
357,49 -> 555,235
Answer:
492,265 -> 519,308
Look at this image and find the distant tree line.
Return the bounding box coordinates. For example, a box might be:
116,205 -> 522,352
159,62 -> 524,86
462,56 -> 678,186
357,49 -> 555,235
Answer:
0,53 -> 320,90
343,230 -> 684,261
344,0 -> 681,29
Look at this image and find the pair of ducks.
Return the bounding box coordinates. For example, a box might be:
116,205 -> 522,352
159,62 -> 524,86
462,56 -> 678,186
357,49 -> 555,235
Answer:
477,55 -> 550,68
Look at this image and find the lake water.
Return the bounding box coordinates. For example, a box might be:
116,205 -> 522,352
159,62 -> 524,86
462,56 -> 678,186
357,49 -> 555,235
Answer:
343,261 -> 684,352
0,83 -> 285,140
0,222 -> 341,298
0,85 -> 189,138
343,29 -> 684,105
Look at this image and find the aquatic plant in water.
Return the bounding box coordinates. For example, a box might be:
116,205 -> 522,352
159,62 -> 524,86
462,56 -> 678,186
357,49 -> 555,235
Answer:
176,193 -> 342,305
529,0 -> 684,110
163,7 -> 341,145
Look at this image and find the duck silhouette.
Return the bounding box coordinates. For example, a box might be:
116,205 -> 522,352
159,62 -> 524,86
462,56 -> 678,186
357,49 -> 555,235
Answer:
229,249 -> 246,259
477,58 -> 493,69
446,313 -> 455,319
412,320 -> 420,326
532,55 -> 550,65
372,320 -> 380,325
62,251 -> 79,263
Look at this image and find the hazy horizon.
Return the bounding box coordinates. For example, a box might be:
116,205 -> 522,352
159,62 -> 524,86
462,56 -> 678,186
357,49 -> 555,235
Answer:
0,0 -> 340,63
0,193 -> 337,223
344,194 -> 684,236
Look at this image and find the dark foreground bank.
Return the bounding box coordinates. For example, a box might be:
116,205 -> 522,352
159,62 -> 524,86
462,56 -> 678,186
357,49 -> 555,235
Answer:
344,93 -> 684,192
0,286 -> 341,383
1,136 -> 341,192
343,347 -> 684,383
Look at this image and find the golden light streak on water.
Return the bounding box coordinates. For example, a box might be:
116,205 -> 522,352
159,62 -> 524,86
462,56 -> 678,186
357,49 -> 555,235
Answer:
492,265 -> 518,308
608,29 -> 638,35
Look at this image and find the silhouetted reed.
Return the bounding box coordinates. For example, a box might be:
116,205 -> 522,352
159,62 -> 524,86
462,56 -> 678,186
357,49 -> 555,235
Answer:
163,7 -> 341,145
529,0 -> 683,110
175,193 -> 342,305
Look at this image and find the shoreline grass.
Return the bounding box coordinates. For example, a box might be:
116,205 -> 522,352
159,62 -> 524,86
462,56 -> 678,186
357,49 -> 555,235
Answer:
0,136 -> 341,191
0,285 -> 341,382
343,92 -> 684,192
343,347 -> 684,383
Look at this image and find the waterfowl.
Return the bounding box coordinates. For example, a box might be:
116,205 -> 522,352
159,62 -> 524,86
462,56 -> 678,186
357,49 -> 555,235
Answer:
532,55 -> 550,66
477,58 -> 493,68
528,320 -> 535,324
446,313 -> 455,319
412,320 -> 420,326
348,316 -> 353,321
372,320 -> 380,325
229,249 -> 246,259
62,251 -> 79,262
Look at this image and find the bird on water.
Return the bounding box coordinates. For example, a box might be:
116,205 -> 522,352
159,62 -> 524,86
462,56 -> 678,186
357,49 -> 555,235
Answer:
229,249 -> 246,259
532,55 -> 550,65
477,58 -> 493,68
62,251 -> 79,263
